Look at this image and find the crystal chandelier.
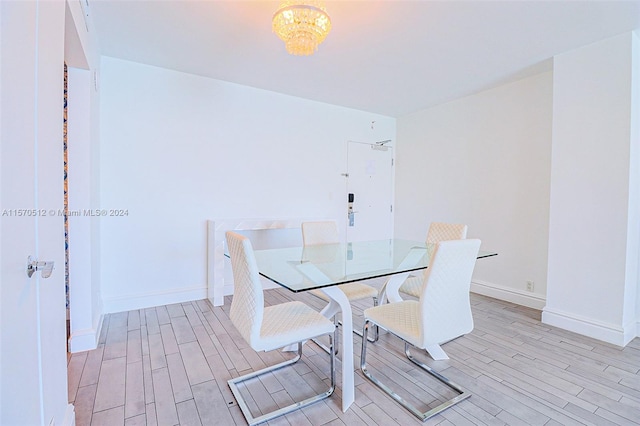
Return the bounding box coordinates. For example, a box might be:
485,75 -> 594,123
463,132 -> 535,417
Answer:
272,1 -> 332,56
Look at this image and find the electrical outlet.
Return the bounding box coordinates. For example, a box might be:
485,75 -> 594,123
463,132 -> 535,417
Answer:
526,281 -> 534,292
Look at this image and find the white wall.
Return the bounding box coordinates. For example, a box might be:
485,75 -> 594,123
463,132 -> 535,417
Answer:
67,66 -> 103,352
1,4 -> 4,421
0,0 -> 3,417
395,72 -> 553,309
633,30 -> 640,339
544,32 -> 638,346
99,57 -> 395,312
65,0 -> 103,353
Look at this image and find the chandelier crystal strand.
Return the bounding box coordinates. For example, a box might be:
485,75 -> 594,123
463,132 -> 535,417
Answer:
272,1 -> 331,56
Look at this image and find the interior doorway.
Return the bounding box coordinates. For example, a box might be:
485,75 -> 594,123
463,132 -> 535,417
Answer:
64,0 -> 96,356
345,140 -> 395,242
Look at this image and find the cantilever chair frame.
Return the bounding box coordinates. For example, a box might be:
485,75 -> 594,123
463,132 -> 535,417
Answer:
360,321 -> 469,421
360,238 -> 480,421
225,231 -> 337,425
228,336 -> 336,426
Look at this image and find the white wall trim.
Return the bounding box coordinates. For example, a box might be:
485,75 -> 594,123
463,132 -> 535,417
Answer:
102,285 -> 207,314
471,279 -> 546,310
542,307 -> 635,347
68,314 -> 103,353
61,403 -> 76,426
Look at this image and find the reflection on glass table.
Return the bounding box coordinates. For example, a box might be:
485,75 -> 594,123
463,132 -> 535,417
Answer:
253,239 -> 496,293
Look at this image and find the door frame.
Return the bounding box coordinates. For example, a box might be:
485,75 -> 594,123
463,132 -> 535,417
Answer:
344,140 -> 395,242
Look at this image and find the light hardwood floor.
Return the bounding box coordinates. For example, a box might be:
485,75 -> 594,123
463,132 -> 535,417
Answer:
68,283 -> 640,426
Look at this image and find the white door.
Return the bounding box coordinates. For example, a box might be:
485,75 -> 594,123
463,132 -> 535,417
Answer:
345,141 -> 394,242
1,2 -> 70,425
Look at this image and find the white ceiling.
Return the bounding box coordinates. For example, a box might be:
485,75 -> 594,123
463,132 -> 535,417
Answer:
89,0 -> 640,117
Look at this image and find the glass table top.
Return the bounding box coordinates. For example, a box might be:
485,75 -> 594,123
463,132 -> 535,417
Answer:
251,239 -> 497,293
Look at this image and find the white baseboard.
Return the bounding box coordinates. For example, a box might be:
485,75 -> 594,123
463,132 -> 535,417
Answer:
61,403 -> 75,426
471,279 -> 546,310
68,314 -> 103,353
102,285 -> 207,314
542,307 -> 636,347
471,280 -> 639,346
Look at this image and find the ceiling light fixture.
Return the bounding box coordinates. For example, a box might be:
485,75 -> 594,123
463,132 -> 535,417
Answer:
272,1 -> 332,56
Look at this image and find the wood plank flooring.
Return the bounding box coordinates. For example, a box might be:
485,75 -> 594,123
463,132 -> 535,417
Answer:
68,283 -> 640,426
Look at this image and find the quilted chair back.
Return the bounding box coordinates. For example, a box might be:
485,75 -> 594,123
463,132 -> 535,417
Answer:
426,222 -> 468,244
226,231 -> 264,350
419,239 -> 481,347
302,221 -> 339,246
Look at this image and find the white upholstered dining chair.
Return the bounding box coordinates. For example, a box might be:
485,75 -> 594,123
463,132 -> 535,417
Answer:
360,238 -> 481,421
225,231 -> 337,425
302,221 -> 379,350
398,222 -> 468,299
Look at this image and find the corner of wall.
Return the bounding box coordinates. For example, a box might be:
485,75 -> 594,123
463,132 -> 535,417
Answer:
542,307 -> 633,347
68,313 -> 103,353
632,28 -> 640,339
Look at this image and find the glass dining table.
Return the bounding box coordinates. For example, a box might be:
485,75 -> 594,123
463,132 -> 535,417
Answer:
251,238 -> 497,412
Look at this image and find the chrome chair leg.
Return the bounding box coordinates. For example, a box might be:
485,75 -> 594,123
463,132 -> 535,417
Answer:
312,316 -> 339,355
360,320 -> 470,422
311,297 -> 380,355
340,296 -> 379,342
316,295 -> 380,356
228,329 -> 336,426
353,297 -> 380,343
